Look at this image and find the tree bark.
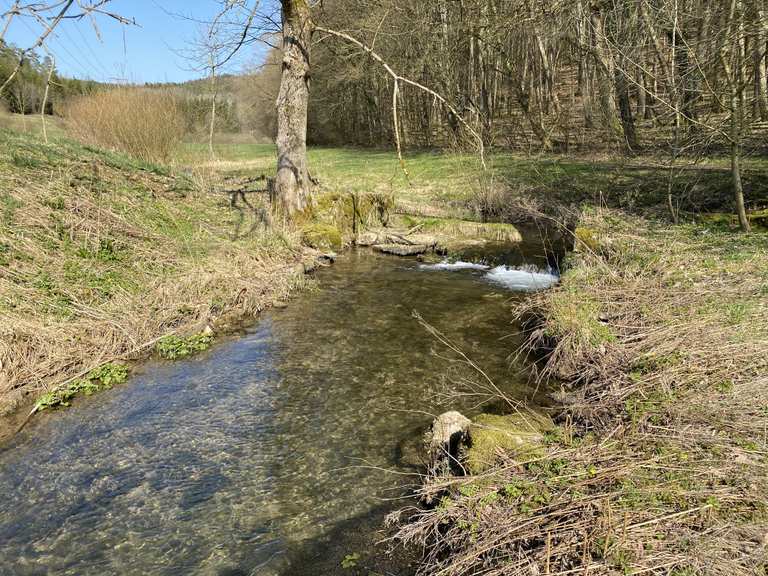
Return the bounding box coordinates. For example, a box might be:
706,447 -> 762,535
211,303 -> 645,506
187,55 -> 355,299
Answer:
615,60 -> 639,151
275,0 -> 314,216
754,5 -> 768,120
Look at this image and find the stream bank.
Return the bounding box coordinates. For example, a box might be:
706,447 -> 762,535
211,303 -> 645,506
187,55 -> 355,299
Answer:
0,129 -> 315,439
394,209 -> 768,576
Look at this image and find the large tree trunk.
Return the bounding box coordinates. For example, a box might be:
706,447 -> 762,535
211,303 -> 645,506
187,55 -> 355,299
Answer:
275,0 -> 314,216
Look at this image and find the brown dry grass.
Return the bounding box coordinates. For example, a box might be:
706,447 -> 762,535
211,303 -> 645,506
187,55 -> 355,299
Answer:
393,209 -> 768,575
66,87 -> 185,163
0,129 -> 309,433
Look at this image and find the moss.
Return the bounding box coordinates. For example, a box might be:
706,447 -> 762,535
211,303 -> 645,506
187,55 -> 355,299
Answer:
308,191 -> 393,235
574,226 -> 601,252
700,210 -> 768,231
301,223 -> 343,251
466,412 -> 552,474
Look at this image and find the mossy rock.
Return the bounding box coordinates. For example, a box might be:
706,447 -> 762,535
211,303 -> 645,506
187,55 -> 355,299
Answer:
310,192 -> 394,233
465,412 -> 552,474
301,223 -> 342,251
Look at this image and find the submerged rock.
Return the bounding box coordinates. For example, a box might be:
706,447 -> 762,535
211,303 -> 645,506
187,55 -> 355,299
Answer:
465,412 -> 552,474
356,231 -> 379,246
426,411 -> 472,477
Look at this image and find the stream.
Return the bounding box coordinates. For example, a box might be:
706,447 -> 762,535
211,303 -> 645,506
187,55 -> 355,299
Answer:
0,238 -> 558,575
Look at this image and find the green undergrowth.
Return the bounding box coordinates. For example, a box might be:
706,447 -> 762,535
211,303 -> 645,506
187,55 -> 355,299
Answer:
34,363 -> 129,411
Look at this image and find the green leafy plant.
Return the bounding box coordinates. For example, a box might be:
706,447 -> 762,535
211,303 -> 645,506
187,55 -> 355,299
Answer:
34,362 -> 130,411
87,363 -> 129,387
341,553 -> 360,569
156,332 -> 214,360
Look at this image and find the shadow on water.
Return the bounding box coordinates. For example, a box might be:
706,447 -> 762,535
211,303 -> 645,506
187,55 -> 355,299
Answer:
276,503 -> 419,576
0,239 -> 559,575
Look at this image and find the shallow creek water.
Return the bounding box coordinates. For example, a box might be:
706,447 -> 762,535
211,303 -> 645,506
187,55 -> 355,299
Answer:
0,241 -> 558,576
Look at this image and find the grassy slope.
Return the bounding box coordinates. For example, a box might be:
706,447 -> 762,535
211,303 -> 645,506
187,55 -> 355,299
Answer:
0,130 -> 306,427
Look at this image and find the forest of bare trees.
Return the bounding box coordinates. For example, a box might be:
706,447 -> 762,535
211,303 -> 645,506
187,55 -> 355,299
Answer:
310,0 -> 768,154
300,0 -> 768,230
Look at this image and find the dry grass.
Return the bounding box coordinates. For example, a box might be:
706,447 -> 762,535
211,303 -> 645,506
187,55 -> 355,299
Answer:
393,209 -> 768,575
66,87 -> 185,163
0,129 -> 309,430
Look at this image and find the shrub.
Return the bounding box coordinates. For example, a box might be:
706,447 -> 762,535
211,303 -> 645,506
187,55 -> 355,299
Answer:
66,87 -> 185,163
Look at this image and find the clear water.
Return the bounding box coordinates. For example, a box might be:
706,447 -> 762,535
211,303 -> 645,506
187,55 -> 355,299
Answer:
0,246 -> 552,576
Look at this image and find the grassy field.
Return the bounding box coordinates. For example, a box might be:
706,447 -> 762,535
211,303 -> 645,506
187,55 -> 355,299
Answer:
180,141 -> 768,226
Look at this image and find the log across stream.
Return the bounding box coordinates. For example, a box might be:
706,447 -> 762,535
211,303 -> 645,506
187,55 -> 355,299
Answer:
0,236 -> 559,575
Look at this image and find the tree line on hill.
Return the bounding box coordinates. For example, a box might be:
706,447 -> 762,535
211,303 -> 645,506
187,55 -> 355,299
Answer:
0,41 -> 98,114
0,39 -> 277,141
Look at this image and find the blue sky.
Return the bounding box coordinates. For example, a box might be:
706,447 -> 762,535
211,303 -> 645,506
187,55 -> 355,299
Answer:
1,1 -> 273,83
